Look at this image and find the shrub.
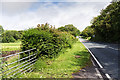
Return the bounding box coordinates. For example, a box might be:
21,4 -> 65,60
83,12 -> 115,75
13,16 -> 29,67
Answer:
20,23 -> 77,59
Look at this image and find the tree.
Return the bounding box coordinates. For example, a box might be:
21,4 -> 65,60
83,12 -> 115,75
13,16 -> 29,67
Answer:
58,24 -> 80,37
81,26 -> 95,38
90,1 -> 120,42
2,30 -> 21,43
0,25 -> 4,34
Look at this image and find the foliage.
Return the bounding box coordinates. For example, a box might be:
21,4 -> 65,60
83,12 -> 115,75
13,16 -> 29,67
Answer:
19,41 -> 91,78
81,26 -> 95,38
90,2 -> 120,43
21,23 -> 77,59
2,30 -> 22,43
58,24 -> 81,37
0,25 -> 4,43
0,25 -> 4,34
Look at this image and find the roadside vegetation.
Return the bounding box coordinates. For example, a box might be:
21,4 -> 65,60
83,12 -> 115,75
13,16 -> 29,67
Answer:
1,23 -> 91,78
18,23 -> 91,78
81,2 -> 120,43
19,40 -> 91,78
58,24 -> 81,37
20,23 -> 78,59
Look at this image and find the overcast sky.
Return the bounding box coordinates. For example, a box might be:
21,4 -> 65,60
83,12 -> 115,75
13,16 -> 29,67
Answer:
0,0 -> 112,31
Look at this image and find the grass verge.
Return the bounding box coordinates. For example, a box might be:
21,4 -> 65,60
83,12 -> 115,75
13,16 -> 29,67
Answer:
20,40 -> 91,78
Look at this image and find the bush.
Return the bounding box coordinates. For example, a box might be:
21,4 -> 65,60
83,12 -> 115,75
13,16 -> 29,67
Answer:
2,30 -> 21,43
20,23 -> 77,59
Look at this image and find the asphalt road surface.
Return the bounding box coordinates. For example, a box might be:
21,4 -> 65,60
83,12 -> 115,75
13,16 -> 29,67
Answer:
79,37 -> 119,79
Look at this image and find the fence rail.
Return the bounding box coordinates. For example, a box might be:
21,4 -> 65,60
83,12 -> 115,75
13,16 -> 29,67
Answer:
0,48 -> 37,78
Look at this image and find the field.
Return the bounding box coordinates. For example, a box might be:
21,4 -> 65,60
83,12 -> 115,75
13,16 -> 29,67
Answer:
1,41 -> 21,54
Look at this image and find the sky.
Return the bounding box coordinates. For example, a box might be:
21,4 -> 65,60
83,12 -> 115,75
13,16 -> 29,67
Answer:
0,0 -> 112,31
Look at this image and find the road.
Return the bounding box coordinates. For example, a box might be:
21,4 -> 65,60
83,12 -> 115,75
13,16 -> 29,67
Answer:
79,37 -> 119,79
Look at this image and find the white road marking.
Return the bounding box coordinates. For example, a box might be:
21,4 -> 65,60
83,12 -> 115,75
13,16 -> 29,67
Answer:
82,43 -> 103,68
79,38 -> 113,80
105,74 -> 112,80
79,38 -> 113,79
109,47 -> 118,51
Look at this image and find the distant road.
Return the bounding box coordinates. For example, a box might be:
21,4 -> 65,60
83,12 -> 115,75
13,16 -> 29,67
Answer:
79,37 -> 119,79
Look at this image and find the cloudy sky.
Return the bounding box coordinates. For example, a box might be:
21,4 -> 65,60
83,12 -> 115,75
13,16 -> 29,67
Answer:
0,0 -> 112,31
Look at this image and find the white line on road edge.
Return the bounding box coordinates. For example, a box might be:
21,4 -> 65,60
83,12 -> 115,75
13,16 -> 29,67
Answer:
79,38 -> 112,80
109,47 -> 118,51
81,42 -> 103,68
105,74 -> 112,80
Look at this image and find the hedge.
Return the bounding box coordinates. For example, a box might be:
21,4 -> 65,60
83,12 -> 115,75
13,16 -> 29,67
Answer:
20,23 -> 77,59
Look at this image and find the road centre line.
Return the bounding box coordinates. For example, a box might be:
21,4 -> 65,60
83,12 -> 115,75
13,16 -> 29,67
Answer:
109,47 -> 118,51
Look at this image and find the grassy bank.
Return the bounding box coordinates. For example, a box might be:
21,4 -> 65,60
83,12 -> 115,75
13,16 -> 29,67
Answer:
20,40 -> 91,78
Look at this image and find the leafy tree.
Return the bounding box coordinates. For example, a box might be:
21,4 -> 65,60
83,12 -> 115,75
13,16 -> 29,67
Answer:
81,26 -> 95,38
90,1 -> 120,42
58,24 -> 80,37
0,25 -> 4,34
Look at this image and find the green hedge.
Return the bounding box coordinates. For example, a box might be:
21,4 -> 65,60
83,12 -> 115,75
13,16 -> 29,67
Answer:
21,24 -> 77,59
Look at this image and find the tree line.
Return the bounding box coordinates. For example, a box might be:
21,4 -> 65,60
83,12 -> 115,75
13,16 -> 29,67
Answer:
81,1 -> 120,43
0,25 -> 23,43
0,24 -> 80,43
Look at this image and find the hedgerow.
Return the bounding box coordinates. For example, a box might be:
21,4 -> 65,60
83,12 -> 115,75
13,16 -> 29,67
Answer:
20,23 -> 77,59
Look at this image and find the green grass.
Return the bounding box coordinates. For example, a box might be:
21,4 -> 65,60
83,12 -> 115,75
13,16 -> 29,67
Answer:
19,40 -> 91,78
1,41 -> 21,51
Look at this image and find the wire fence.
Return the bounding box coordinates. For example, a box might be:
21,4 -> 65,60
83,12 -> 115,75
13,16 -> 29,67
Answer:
0,48 -> 37,78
